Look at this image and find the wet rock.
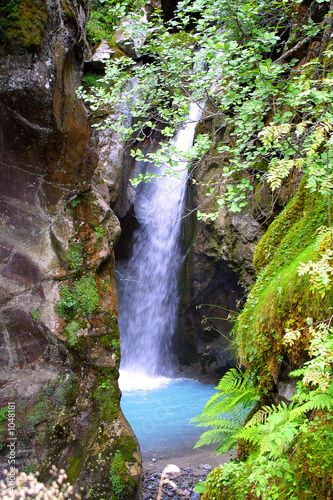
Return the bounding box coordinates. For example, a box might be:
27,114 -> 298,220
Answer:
277,380 -> 297,402
0,2 -> 141,499
85,40 -> 116,72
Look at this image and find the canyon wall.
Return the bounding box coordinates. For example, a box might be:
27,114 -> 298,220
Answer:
0,1 -> 141,497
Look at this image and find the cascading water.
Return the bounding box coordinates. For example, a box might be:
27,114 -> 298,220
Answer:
117,103 -> 217,456
118,103 -> 204,390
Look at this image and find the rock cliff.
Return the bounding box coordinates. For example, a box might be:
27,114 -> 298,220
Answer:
0,1 -> 141,497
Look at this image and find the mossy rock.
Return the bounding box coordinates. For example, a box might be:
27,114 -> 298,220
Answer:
0,0 -> 48,49
253,178 -> 311,274
235,178 -> 332,391
67,455 -> 85,484
109,450 -> 136,500
114,432 -> 137,462
94,375 -> 120,422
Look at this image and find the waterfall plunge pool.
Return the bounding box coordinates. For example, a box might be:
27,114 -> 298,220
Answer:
120,371 -> 216,457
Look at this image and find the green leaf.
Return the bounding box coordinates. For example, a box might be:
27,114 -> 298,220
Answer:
194,482 -> 206,494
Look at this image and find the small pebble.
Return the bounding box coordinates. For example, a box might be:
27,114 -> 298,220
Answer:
190,493 -> 201,500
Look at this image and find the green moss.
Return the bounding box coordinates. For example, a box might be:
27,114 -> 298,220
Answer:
94,376 -> 119,422
64,320 -> 80,346
235,179 -> 332,390
109,451 -> 136,499
105,311 -> 118,329
115,432 -> 137,462
56,273 -> 100,319
253,178 -> 311,274
18,374 -> 78,441
67,456 -> 84,484
0,0 -> 48,49
169,31 -> 197,47
286,414 -> 333,499
100,334 -> 120,353
31,308 -> 42,323
0,407 -> 8,450
83,72 -> 111,90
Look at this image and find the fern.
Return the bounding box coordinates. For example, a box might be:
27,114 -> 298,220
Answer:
192,368 -> 259,453
245,404 -> 278,427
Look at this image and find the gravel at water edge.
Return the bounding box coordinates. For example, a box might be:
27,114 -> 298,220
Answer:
142,448 -> 236,500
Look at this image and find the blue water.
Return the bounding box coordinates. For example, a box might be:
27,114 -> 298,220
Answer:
120,375 -> 216,455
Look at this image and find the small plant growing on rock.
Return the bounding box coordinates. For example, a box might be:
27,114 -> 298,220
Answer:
64,320 -> 80,347
31,308 -> 42,323
109,450 -> 136,499
94,226 -> 106,241
65,241 -> 83,275
56,273 -> 100,318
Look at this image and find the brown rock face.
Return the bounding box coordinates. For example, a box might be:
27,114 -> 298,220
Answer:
0,1 -> 141,498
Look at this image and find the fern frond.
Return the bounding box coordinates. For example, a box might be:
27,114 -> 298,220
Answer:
237,424 -> 263,446
193,428 -> 230,448
289,402 -> 313,420
289,367 -> 305,378
215,435 -> 240,455
193,368 -> 259,452
215,368 -> 245,394
306,391 -> 333,410
245,404 -> 277,427
292,387 -> 333,413
221,388 -> 258,413
202,391 -> 226,410
191,400 -> 233,422
193,417 -> 237,430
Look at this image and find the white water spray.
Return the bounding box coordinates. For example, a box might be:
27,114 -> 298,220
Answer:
118,103 -> 203,391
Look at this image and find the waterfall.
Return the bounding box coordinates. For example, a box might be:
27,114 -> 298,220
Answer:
118,103 -> 203,391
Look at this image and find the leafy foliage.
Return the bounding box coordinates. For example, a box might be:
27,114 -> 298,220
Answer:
65,241 -> 83,275
197,322 -> 333,498
109,450 -> 136,499
56,273 -> 100,318
192,369 -> 259,454
81,1 -> 333,498
79,0 -> 333,220
86,0 -> 145,46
